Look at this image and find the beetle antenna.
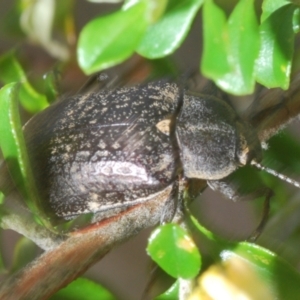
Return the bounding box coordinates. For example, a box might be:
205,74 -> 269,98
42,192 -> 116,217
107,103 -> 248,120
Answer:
251,161 -> 300,188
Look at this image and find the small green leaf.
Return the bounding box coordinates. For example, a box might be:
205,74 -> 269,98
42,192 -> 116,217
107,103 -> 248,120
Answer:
192,243 -> 300,299
0,84 -> 47,224
0,229 -> 6,274
261,0 -> 291,21
0,192 -> 4,205
11,237 -> 38,273
202,0 -> 259,95
154,280 -> 179,300
137,0 -> 203,58
293,8 -> 300,33
202,0 -> 230,77
0,83 -> 31,192
127,0 -> 168,23
188,210 -> 300,300
50,278 -> 116,300
0,51 -> 48,113
224,0 -> 259,93
255,4 -> 298,89
77,1 -> 149,74
20,0 -> 70,60
263,131 -> 300,173
87,0 -> 122,2
147,223 -> 201,279
146,0 -> 169,23
0,1 -> 24,37
41,69 -> 60,104
221,242 -> 300,299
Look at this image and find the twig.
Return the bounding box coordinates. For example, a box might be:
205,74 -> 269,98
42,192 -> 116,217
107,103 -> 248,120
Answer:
0,210 -> 63,251
0,187 -> 172,300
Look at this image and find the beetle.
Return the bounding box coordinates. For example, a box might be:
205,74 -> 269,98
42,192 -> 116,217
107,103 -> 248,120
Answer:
1,74 -> 300,300
18,77 -> 267,226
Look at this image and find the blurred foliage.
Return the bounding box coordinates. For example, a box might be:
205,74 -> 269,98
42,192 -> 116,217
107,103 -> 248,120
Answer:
76,0 -> 300,94
50,278 -> 116,300
147,223 -> 201,279
0,83 -> 44,219
1,0 -> 300,299
0,51 -> 49,113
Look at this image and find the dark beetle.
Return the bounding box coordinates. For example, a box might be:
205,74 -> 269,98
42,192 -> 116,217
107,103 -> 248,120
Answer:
21,79 -> 263,222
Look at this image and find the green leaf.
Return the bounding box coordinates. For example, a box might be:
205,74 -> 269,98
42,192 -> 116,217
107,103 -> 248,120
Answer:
221,242 -> 300,299
0,1 -> 24,37
202,0 -> 259,95
263,131 -> 300,174
154,281 -> 179,300
0,84 -> 47,224
188,209 -> 300,299
146,0 -> 169,23
137,0 -> 203,58
293,7 -> 300,33
77,0 -> 149,74
126,0 -> 168,23
189,207 -> 300,300
255,4 -> 298,89
0,83 -> 30,192
261,0 -> 291,21
202,0 -> 230,77
11,237 -> 38,273
20,0 -> 70,60
87,0 -> 122,2
225,0 -> 259,93
41,69 -> 60,104
50,278 -> 116,300
191,242 -> 300,299
0,51 -> 48,113
147,223 -> 201,279
0,192 -> 4,205
0,229 -> 6,274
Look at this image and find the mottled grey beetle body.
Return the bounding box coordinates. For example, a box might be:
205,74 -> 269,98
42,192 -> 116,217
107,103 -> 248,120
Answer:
23,80 -> 261,220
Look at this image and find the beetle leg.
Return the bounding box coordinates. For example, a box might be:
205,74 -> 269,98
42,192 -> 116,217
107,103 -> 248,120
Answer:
140,180 -> 185,300
248,189 -> 273,242
159,176 -> 206,224
159,179 -> 180,224
207,177 -> 273,240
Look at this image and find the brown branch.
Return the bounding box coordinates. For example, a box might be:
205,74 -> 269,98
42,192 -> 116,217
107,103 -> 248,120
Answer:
0,209 -> 63,251
246,74 -> 300,142
0,189 -> 171,300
